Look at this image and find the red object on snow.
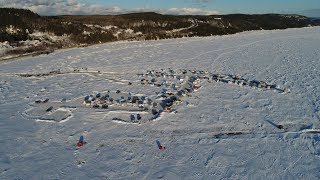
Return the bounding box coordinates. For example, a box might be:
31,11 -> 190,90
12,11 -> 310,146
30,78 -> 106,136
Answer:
76,142 -> 84,147
76,135 -> 85,147
159,145 -> 165,150
156,140 -> 165,150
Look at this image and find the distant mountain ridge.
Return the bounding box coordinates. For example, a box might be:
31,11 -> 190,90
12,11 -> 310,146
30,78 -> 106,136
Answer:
310,17 -> 320,24
0,8 -> 318,59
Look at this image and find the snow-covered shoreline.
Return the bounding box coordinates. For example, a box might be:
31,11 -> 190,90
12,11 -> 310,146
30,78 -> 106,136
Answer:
1,26 -> 318,62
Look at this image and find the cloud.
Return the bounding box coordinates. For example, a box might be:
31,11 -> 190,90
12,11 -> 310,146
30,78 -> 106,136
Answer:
180,0 -> 212,8
0,0 -> 219,15
164,8 -> 218,15
127,6 -> 218,15
0,0 -> 122,15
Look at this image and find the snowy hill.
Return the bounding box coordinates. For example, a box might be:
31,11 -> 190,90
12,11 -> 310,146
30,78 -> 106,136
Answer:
0,8 -> 317,60
0,27 -> 320,179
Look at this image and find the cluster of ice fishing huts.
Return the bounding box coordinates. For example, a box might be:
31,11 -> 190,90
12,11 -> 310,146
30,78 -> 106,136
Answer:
82,68 -> 288,123
83,69 -> 205,123
211,74 -> 289,93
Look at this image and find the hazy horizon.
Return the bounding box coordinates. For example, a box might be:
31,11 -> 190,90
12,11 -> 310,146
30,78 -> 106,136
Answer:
0,0 -> 319,17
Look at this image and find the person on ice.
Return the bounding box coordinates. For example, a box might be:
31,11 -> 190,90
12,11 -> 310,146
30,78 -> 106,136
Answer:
156,140 -> 165,150
77,135 -> 85,147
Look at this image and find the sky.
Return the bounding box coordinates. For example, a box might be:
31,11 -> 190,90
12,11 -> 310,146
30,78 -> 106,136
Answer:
0,0 -> 319,17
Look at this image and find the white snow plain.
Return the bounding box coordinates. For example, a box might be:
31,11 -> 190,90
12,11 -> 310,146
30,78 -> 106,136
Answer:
1,27 -> 320,179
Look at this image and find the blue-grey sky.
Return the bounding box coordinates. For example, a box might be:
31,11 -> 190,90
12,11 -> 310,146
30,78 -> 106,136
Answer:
1,0 -> 319,17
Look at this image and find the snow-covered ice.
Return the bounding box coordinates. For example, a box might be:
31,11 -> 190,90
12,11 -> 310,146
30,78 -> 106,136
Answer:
0,27 -> 320,179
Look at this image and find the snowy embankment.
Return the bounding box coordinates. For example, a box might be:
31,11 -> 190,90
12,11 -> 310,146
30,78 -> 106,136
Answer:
0,31 -> 68,61
0,27 -> 320,179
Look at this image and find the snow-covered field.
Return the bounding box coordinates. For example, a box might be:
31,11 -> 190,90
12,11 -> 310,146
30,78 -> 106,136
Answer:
1,27 -> 320,179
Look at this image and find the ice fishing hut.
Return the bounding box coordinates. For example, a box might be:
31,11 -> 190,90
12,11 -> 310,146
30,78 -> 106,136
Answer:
131,96 -> 139,104
152,109 -> 158,115
101,104 -> 108,109
130,114 -> 135,121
